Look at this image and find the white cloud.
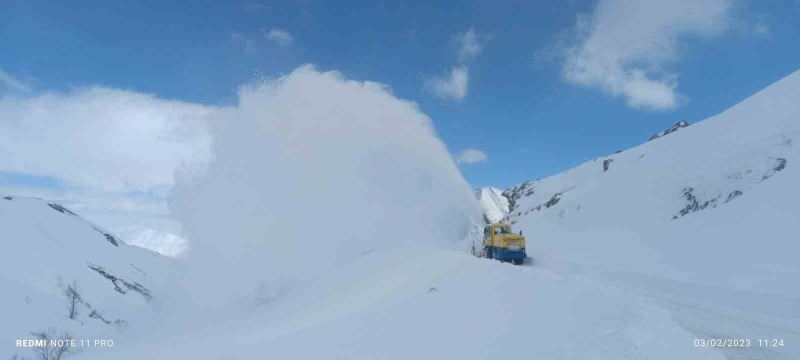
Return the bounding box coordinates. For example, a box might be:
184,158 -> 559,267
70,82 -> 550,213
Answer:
425,28 -> 490,101
0,87 -> 221,193
456,148 -> 488,164
426,66 -> 469,101
0,69 -> 31,93
0,87 -> 223,235
263,28 -> 294,47
561,0 -> 734,110
172,65 -> 481,311
0,183 -> 180,234
457,28 -> 490,63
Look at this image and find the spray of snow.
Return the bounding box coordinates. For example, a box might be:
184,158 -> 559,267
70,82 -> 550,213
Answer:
475,187 -> 510,223
116,226 -> 190,258
171,65 -> 481,313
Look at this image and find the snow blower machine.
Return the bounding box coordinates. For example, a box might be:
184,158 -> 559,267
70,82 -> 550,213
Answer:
472,223 -> 527,265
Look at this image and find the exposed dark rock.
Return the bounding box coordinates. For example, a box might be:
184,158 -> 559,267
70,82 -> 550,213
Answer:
47,203 -> 77,216
761,158 -> 787,181
87,263 -> 152,302
726,190 -> 743,202
86,304 -> 126,328
649,120 -> 689,141
774,158 -> 786,172
673,187 -> 719,219
502,180 -> 537,213
3,196 -> 12,201
91,226 -> 119,247
603,159 -> 614,172
89,310 -> 112,324
114,319 -> 129,330
673,187 -> 744,219
130,264 -> 147,277
522,192 -> 564,215
544,192 -> 562,208
46,201 -> 120,247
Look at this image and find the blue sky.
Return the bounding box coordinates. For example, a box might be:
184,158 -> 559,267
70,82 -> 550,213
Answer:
2,0 -> 800,232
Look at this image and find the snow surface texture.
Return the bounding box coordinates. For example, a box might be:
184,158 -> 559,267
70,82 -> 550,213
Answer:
0,196 -> 177,358
474,187 -> 509,223
116,226 -> 189,258
501,69 -> 800,359
95,247 -> 724,360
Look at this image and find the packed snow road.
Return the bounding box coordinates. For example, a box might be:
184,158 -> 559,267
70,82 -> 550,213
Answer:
96,247 -> 729,360
524,256 -> 800,360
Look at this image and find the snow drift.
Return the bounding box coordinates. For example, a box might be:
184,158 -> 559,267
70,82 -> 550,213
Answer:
171,65 -> 481,312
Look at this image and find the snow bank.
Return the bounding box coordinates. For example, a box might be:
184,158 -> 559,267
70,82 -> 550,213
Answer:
171,65 -> 481,313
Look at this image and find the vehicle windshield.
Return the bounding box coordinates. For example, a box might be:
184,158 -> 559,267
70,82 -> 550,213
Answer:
494,226 -> 512,234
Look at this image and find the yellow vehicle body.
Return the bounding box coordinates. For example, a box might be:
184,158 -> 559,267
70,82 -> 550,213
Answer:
483,223 -> 527,265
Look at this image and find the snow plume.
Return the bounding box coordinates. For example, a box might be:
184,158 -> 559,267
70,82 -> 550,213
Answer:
171,65 -> 481,313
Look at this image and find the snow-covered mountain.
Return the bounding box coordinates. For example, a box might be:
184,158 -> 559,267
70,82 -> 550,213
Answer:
493,69 -> 800,358
474,187 -> 509,223
0,196 -> 176,358
502,69 -> 799,296
116,226 -> 189,258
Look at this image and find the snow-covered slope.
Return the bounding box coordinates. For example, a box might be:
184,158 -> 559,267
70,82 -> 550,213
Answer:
504,69 -> 799,295
474,187 -> 509,223
116,226 -> 189,258
499,70 -> 800,357
95,246 -> 724,360
0,196 -> 176,357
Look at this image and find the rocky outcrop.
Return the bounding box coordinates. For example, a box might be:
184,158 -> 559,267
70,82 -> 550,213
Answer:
649,120 -> 689,141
